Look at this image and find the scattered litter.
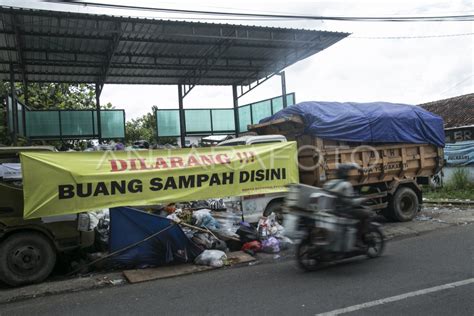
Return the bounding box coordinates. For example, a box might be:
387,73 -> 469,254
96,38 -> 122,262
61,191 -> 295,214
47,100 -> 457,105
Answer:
257,214 -> 285,240
109,279 -> 125,286
236,222 -> 258,243
261,237 -> 280,253
241,240 -> 262,253
193,209 -> 220,230
94,218 -> 110,252
192,232 -> 227,251
194,250 -> 227,267
415,214 -> 433,221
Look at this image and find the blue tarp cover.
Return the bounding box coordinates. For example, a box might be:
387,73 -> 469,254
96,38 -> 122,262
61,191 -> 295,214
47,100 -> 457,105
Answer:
260,101 -> 445,147
444,140 -> 474,166
109,207 -> 203,267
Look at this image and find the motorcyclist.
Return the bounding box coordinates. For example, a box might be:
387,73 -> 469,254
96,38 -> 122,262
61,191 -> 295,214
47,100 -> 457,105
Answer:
323,163 -> 371,245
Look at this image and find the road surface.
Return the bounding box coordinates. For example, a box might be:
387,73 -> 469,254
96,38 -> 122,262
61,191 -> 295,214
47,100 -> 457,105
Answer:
1,225 -> 473,315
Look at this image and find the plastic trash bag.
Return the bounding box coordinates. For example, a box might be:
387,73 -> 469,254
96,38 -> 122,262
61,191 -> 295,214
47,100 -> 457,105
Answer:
241,240 -> 262,252
193,209 -> 220,230
261,237 -> 280,253
194,249 -> 227,267
207,198 -> 226,210
236,222 -> 258,243
257,213 -> 284,239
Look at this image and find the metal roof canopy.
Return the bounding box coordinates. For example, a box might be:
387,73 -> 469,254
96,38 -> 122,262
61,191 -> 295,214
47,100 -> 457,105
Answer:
0,6 -> 348,87
0,6 -> 348,146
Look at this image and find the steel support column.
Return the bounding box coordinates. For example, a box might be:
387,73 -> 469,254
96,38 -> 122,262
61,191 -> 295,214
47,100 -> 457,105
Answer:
178,84 -> 186,148
279,71 -> 287,108
95,83 -> 102,143
232,84 -> 239,136
9,64 -> 17,145
22,80 -> 27,136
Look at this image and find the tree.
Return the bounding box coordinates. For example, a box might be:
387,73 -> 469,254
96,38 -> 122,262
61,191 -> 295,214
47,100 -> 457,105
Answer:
124,106 -> 178,146
0,82 -> 113,146
125,106 -> 157,144
1,82 -> 113,110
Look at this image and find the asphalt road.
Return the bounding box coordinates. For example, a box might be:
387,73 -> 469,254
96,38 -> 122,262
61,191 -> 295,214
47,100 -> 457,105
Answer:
1,225 -> 473,316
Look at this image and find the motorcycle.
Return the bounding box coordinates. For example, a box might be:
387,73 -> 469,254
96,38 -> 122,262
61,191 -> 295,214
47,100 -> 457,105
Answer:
283,184 -> 385,271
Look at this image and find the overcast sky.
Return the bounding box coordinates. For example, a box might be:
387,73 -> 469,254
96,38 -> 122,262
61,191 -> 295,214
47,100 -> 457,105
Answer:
2,0 -> 473,120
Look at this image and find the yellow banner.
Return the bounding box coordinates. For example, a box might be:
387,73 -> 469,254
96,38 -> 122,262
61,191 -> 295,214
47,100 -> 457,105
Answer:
21,142 -> 298,219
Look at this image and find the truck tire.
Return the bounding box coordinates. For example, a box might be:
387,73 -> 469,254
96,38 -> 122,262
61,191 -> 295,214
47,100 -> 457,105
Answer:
389,187 -> 419,222
263,201 -> 284,223
0,232 -> 57,286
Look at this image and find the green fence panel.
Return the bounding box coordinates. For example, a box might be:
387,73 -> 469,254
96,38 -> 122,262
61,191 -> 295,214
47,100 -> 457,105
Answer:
100,111 -> 125,139
157,110 -> 181,137
251,100 -> 272,125
26,111 -> 60,137
61,111 -> 95,136
272,97 -> 284,114
238,105 -> 251,133
155,93 -> 295,136
211,109 -> 235,132
185,109 -> 211,133
286,93 -> 295,106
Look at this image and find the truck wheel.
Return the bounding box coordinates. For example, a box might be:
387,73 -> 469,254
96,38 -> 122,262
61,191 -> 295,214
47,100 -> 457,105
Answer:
0,232 -> 57,286
263,201 -> 283,224
389,187 -> 419,222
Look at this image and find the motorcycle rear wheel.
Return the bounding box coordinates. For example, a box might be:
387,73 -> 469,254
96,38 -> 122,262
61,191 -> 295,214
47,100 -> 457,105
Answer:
365,226 -> 385,258
296,239 -> 321,271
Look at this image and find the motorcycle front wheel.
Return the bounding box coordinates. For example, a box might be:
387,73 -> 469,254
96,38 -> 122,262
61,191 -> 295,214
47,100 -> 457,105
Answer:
296,238 -> 321,271
365,226 -> 385,258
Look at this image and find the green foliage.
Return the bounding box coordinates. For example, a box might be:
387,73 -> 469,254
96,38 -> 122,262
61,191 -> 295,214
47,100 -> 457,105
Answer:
446,168 -> 470,191
1,81 -> 113,145
424,186 -> 474,200
125,106 -> 157,144
1,82 -> 113,110
124,106 -> 179,146
424,168 -> 473,200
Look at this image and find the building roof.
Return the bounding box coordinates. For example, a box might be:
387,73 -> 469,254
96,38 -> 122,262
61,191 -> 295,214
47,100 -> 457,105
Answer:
419,93 -> 474,128
0,6 -> 348,86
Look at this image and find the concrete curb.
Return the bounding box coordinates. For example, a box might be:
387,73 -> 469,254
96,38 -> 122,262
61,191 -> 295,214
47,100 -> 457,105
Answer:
423,199 -> 474,205
0,272 -> 125,305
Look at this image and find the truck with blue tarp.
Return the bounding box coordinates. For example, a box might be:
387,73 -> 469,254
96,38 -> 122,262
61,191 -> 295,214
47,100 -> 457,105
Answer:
248,101 -> 445,222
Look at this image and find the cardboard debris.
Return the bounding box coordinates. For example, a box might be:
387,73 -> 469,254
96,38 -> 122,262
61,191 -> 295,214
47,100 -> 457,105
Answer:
123,251 -> 256,284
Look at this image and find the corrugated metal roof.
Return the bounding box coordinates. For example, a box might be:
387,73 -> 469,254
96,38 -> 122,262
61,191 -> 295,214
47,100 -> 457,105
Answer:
0,6 -> 348,86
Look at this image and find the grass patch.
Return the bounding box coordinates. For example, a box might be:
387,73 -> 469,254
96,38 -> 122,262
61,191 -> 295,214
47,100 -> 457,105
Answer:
424,167 -> 474,200
424,186 -> 474,200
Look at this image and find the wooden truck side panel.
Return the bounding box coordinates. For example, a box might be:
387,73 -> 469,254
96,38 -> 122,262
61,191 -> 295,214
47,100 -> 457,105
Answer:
249,115 -> 443,190
249,115 -> 444,215
298,138 -> 443,188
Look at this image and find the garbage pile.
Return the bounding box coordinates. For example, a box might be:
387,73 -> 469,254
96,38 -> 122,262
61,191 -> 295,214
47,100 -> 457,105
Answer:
239,213 -> 293,256
76,199 -> 293,271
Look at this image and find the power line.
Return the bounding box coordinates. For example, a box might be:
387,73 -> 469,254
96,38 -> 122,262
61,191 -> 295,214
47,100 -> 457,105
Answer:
438,75 -> 473,96
44,1 -> 474,22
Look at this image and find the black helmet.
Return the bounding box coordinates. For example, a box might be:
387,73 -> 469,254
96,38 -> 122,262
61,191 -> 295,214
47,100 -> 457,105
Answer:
336,163 -> 360,180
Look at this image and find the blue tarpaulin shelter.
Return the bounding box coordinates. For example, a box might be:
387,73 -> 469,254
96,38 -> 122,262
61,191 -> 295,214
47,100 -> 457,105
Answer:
260,101 -> 445,147
109,207 -> 203,268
